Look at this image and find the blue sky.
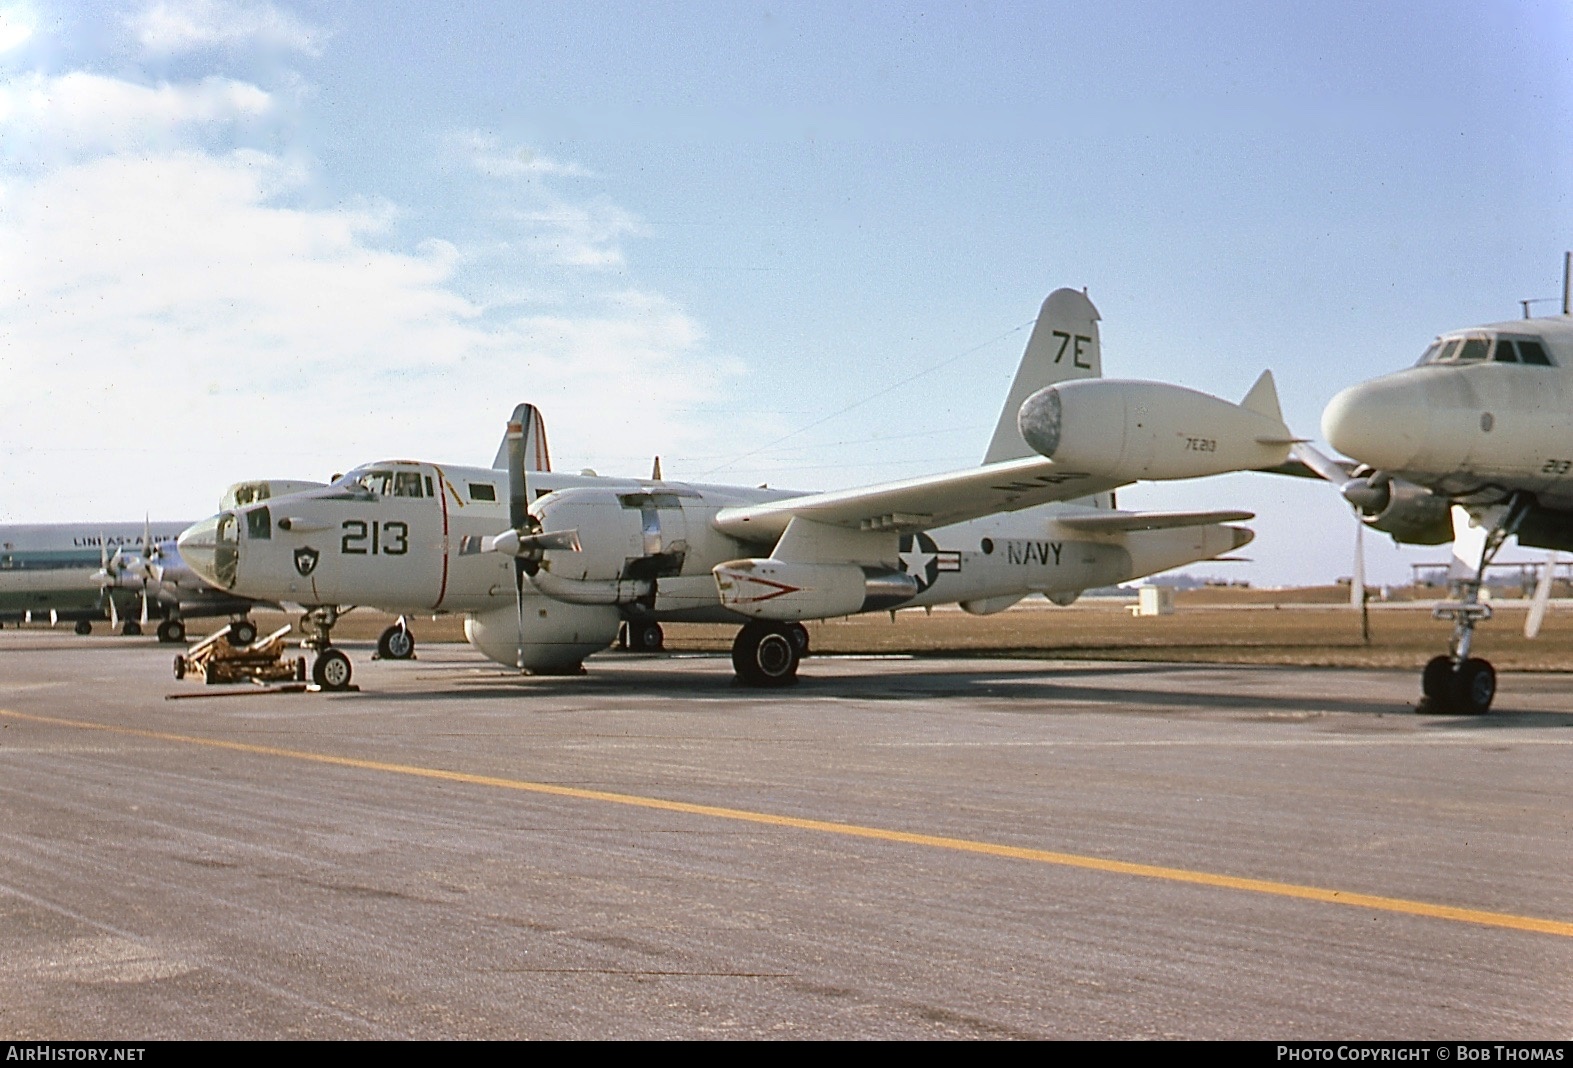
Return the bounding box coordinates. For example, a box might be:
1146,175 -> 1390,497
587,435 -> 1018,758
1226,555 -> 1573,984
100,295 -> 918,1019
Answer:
2,1 -> 1570,586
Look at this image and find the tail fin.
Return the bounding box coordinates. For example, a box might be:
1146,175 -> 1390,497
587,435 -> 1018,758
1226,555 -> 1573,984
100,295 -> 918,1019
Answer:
492,404 -> 552,472
983,288 -> 1102,464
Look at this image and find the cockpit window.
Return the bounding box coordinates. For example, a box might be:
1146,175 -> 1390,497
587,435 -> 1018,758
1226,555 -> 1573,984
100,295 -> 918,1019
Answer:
1517,339 -> 1554,366
355,470 -> 393,497
393,472 -> 424,498
1492,339 -> 1519,363
1414,341 -> 1443,367
1433,338 -> 1463,363
245,506 -> 271,541
1456,338 -> 1488,363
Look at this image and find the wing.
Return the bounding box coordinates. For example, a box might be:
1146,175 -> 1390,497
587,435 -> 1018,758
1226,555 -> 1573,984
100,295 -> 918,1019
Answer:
712,456 -> 1127,544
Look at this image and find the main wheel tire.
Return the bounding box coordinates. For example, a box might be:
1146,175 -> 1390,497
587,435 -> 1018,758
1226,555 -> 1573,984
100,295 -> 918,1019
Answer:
227,619 -> 258,646
1420,655 -> 1457,712
377,625 -> 416,660
173,656 -> 186,680
312,649 -> 353,691
732,622 -> 800,687
74,620 -> 92,636
157,619 -> 186,644
787,622 -> 810,656
122,621 -> 142,637
1457,658 -> 1496,715
628,621 -> 664,652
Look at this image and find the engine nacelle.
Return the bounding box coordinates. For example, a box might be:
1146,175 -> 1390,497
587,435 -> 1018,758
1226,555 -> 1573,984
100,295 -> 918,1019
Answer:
1019,378 -> 1292,482
1355,477 -> 1453,545
714,559 -> 918,621
524,486 -> 692,605
463,598 -> 622,674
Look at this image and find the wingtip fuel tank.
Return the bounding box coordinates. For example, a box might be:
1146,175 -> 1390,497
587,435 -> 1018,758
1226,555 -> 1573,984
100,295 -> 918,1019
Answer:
1018,371 -> 1294,483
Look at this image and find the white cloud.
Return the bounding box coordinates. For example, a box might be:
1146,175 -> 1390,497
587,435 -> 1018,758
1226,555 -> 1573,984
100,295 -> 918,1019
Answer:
0,4 -> 35,54
0,146 -> 734,521
0,72 -> 273,160
132,0 -> 322,56
462,132 -> 597,180
511,199 -> 647,268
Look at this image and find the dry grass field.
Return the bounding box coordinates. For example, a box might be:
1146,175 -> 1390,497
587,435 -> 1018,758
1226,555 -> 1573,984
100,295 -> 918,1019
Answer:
168,587 -> 1573,672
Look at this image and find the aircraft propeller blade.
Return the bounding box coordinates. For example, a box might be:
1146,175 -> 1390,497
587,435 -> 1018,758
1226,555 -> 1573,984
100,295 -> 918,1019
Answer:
1526,551 -> 1557,639
108,586 -> 120,630
505,415 -> 531,670
489,528 -> 582,556
1352,518 -> 1370,644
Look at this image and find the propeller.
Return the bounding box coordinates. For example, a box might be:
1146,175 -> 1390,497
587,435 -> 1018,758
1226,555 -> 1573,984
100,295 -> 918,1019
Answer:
1351,519 -> 1370,644
1294,445 -> 1376,640
1525,551 -> 1557,639
493,410 -> 581,669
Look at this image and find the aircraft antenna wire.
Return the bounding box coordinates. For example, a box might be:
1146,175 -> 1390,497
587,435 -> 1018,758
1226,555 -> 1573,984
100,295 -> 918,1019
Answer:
696,318 -> 1033,479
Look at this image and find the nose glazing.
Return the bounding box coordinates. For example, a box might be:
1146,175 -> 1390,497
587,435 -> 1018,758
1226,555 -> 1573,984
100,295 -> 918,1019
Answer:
177,512 -> 239,590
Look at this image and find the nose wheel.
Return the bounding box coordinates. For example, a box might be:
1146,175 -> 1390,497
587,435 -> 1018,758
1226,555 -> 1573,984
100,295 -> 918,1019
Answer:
300,606 -> 355,691
311,648 -> 354,691
732,621 -> 804,687
1421,654 -> 1496,715
1418,495 -> 1527,715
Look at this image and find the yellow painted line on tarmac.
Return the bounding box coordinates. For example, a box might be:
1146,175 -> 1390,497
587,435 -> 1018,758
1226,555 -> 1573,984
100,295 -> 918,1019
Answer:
7,707 -> 1572,940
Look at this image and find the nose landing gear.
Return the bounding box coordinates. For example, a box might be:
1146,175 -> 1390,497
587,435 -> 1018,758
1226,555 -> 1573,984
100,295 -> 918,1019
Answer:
300,606 -> 355,691
1418,496 -> 1526,715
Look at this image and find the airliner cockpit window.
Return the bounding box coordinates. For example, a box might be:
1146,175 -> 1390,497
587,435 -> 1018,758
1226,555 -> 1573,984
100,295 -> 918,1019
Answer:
1415,341 -> 1443,366
393,472 -> 425,498
1517,339 -> 1554,366
1456,338 -> 1488,362
1432,338 -> 1463,363
1492,338 -> 1519,363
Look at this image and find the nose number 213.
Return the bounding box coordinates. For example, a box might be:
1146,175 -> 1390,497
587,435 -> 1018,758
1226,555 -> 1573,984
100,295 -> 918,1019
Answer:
341,520 -> 409,555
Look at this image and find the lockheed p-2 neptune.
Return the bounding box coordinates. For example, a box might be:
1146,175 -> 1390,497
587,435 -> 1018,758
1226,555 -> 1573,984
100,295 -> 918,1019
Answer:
179,289 -> 1295,690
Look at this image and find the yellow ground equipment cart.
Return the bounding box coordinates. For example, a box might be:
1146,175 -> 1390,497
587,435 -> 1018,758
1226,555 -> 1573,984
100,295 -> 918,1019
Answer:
173,624 -> 307,686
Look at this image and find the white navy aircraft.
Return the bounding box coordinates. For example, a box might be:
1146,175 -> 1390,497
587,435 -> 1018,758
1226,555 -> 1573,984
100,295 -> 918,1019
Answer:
1021,286 -> 1573,714
1306,306 -> 1573,713
178,289 -> 1292,690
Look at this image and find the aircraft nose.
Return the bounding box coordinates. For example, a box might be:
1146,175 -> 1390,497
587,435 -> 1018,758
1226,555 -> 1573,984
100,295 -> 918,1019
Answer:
178,513 -> 237,589
1321,379 -> 1423,470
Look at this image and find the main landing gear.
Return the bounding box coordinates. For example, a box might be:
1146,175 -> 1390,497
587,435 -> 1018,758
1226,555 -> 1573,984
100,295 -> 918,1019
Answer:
619,620 -> 665,652
731,621 -> 810,687
300,606 -> 355,691
156,618 -> 186,644
1420,497 -> 1526,715
375,617 -> 416,660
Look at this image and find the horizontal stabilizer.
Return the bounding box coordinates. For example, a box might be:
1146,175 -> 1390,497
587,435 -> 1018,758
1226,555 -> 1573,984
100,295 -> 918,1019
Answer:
1283,443 -> 1356,484
1055,509 -> 1254,533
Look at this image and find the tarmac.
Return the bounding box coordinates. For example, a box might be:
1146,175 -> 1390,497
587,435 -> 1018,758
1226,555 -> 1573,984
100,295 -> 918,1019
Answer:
1,630 -> 1570,1039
